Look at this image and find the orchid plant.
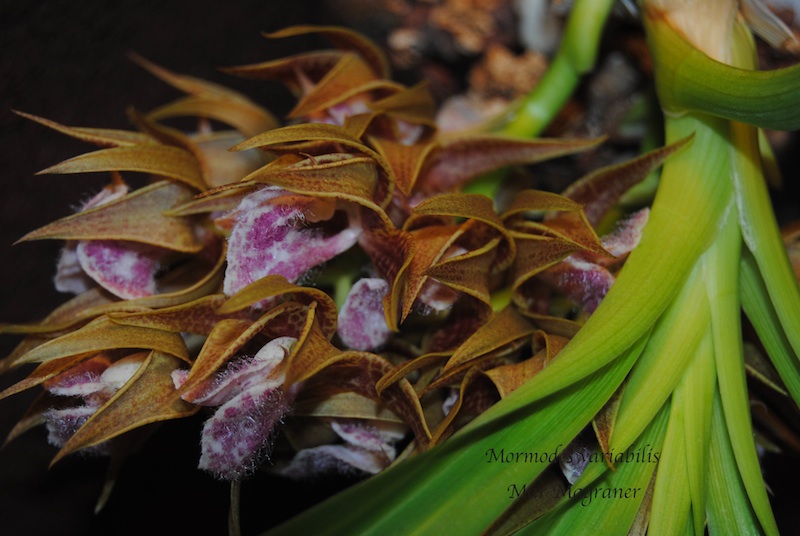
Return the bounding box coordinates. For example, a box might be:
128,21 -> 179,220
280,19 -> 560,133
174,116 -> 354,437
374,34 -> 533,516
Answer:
2,0 -> 800,535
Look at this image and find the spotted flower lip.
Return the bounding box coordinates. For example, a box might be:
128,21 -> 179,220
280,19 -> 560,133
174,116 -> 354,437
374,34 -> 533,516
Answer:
53,180 -> 174,300
172,336 -> 299,480
222,186 -> 362,297
337,277 -> 392,351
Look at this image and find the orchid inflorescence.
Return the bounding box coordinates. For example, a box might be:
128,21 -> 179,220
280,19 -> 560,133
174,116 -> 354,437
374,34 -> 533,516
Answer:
3,1 -> 800,535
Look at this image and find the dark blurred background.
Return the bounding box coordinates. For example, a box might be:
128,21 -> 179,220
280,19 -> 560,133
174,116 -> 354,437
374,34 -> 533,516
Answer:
1,1 -> 799,535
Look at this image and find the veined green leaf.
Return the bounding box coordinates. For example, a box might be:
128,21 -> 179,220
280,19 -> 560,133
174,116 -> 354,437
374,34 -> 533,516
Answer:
707,387 -> 763,535
610,259 -> 708,451
677,331 -> 716,536
705,203 -> 778,536
649,392 -> 692,535
729,120 -> 800,363
740,248 -> 800,405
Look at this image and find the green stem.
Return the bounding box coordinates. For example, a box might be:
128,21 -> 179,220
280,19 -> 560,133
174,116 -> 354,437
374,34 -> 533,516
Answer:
500,0 -> 615,138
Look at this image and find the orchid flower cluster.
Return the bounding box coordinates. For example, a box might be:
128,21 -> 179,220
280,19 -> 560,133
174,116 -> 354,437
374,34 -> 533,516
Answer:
0,25 -> 657,490
3,1 -> 800,534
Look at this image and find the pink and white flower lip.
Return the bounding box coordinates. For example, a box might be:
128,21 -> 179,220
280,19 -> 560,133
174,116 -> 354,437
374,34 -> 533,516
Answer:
222,186 -> 362,297
54,181 -> 170,300
172,336 -> 299,480
337,277 -> 392,351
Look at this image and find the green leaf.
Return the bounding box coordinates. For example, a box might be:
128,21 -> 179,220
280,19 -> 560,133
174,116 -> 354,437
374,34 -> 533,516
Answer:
740,249 -> 800,405
649,393 -> 692,535
705,204 -> 779,536
707,387 -> 763,535
677,331 -> 716,536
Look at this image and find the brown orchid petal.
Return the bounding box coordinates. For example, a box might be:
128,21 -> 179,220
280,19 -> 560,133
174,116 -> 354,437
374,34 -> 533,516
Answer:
10,317 -> 189,368
245,154 -> 381,208
374,352 -> 451,396
0,255 -> 226,359
6,245 -> 225,339
409,193 -> 515,272
425,237 -> 501,307
484,352 -> 547,398
192,131 -> 267,188
178,303 -> 304,400
109,295 -> 250,336
36,145 -> 206,191
521,313 -> 582,338
501,189 -> 584,220
289,55 -> 400,119
283,304 -> 343,387
429,369 -> 499,446
168,186 -> 255,217
122,245 -> 225,308
342,112 -> 379,139
442,306 -> 535,372
292,391 -> 404,423
562,135 -> 693,226
18,181 -> 203,253
233,121 -> 364,152
368,82 -> 437,126
131,53 -> 258,104
357,223 -> 415,331
401,224 -> 464,321
3,391 -> 60,446
423,353 -> 512,397
481,330 -> 568,398
14,111 -> 153,147
510,232 -> 579,294
0,288 -> 120,336
0,352 -> 100,401
592,386 -> 624,470
51,351 -> 197,465
537,208 -> 611,259
308,352 -> 431,448
419,135 -> 604,193
368,134 -> 436,196
263,25 -> 390,79
223,50 -> 345,94
147,96 -> 278,139
232,123 -> 396,195
218,274 -> 338,339
423,299 -> 491,354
